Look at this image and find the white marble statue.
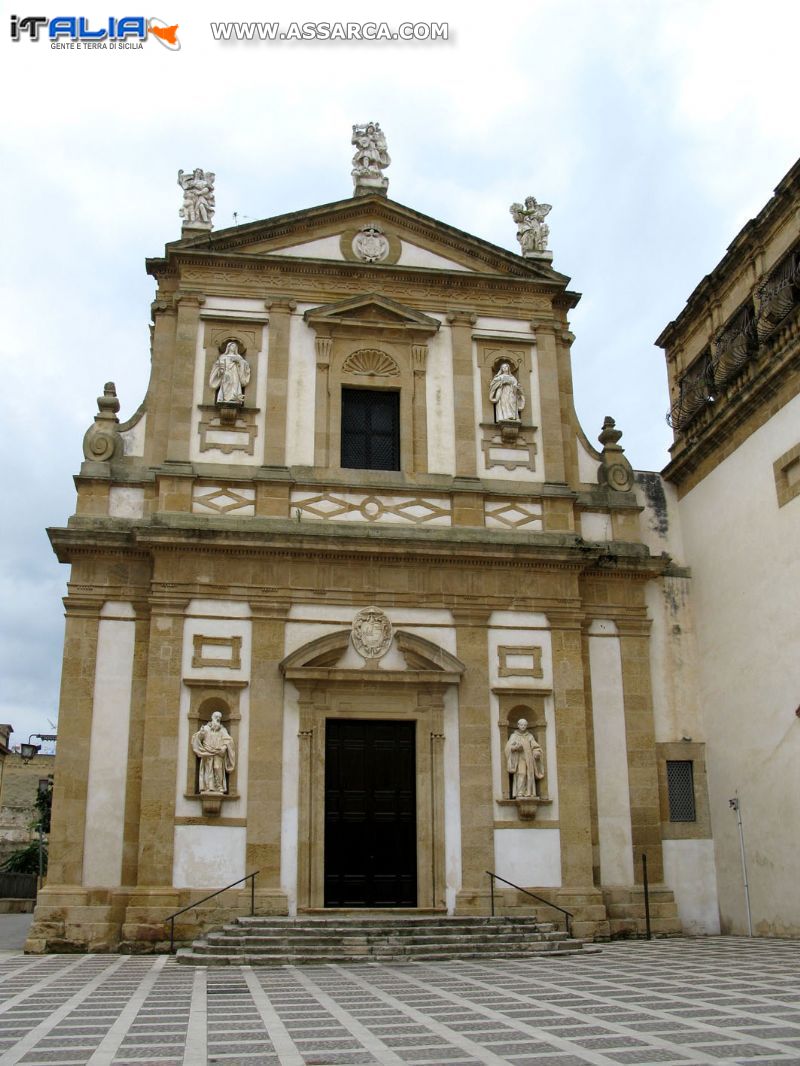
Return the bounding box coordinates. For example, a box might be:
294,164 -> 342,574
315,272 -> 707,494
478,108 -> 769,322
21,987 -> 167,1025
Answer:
191,711 -> 235,795
510,196 -> 551,254
505,719 -> 544,799
489,362 -> 526,422
351,122 -> 390,189
178,167 -> 216,226
209,341 -> 250,405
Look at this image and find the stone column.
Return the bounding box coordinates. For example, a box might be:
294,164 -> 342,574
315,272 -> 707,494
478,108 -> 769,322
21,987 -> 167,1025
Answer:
618,618 -> 664,883
453,608 -> 494,910
263,298 -> 296,468
446,311 -> 478,478
531,317 -> 567,484
549,609 -> 594,886
411,343 -> 429,474
166,293 -> 205,464
246,600 -> 289,912
46,594 -> 102,886
135,590 -> 189,886
120,603 -> 151,886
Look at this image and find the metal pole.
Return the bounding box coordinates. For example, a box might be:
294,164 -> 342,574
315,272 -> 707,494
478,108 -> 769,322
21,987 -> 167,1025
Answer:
250,872 -> 255,917
730,794 -> 753,937
642,853 -> 652,940
489,873 -> 495,917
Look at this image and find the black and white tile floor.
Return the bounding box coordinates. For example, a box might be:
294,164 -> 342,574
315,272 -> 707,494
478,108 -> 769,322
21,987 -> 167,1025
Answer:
0,938 -> 798,1065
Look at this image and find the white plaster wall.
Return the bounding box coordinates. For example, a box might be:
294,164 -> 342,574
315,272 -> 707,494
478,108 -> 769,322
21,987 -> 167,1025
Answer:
425,315 -> 456,475
108,487 -> 145,519
443,686 -> 462,914
588,619 -> 634,885
397,243 -> 471,271
285,306 -> 317,467
175,600 -> 252,820
173,825 -> 246,888
678,392 -> 800,935
119,412 -> 146,457
271,235 -> 344,260
577,438 -> 601,483
203,297 -> 270,317
494,828 -> 562,887
83,602 -> 136,888
488,612 -> 557,821
580,511 -> 612,542
663,839 -> 721,935
190,310 -> 268,466
474,318 -> 534,336
635,473 -> 686,562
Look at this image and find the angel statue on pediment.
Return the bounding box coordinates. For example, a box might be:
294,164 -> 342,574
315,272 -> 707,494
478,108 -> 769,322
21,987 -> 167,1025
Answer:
510,196 -> 551,254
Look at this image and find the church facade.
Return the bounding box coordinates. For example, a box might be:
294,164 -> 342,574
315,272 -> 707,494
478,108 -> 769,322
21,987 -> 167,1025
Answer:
28,133 -> 719,952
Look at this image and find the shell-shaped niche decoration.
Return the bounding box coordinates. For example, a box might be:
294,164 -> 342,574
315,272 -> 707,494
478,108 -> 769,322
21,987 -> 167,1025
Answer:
342,348 -> 400,377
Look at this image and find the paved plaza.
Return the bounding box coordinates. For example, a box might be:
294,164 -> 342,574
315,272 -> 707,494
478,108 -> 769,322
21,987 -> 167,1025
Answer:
0,937 -> 798,1065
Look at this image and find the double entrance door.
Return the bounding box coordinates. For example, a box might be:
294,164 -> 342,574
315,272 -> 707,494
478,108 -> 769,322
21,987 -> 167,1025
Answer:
324,719 -> 417,907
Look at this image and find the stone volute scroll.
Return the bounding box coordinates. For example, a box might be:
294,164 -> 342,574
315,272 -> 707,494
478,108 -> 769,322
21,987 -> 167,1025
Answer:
510,196 -> 552,260
82,382 -> 122,465
178,167 -> 215,230
597,416 -> 635,492
351,606 -> 393,662
489,361 -> 526,443
351,121 -> 390,197
209,339 -> 250,425
191,710 -> 235,817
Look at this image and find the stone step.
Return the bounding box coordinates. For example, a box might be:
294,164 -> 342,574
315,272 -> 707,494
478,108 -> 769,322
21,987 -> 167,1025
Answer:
177,942 -> 587,966
176,912 -> 588,966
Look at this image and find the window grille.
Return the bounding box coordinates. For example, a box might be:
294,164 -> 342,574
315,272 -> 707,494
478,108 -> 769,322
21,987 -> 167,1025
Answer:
666,760 -> 696,822
341,388 -> 400,471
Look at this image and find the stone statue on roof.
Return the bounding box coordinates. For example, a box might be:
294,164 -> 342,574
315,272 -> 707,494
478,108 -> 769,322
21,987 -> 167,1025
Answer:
178,167 -> 215,228
351,122 -> 390,196
510,196 -> 551,256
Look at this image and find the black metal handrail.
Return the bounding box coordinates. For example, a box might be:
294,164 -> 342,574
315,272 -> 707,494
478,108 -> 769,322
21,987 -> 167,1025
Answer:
486,870 -> 573,936
165,870 -> 260,953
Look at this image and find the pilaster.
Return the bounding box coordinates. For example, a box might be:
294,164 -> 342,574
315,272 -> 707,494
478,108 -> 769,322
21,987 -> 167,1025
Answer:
135,590 -> 189,886
548,609 -> 594,885
618,618 -> 664,883
264,298 -> 296,467
144,298 -> 178,465
452,608 -> 494,909
531,317 -> 567,483
411,343 -> 429,474
46,595 -> 103,886
246,600 -> 290,911
447,311 -> 478,477
166,293 -> 205,463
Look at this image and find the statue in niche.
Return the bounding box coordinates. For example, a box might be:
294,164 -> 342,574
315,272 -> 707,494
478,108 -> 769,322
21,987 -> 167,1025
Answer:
192,711 -> 236,796
178,167 -> 216,226
505,719 -> 544,799
351,122 -> 391,189
510,196 -> 551,255
489,362 -> 526,423
209,341 -> 250,405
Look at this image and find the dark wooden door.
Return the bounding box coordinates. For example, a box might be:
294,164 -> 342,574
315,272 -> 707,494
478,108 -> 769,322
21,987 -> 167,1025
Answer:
324,719 -> 417,907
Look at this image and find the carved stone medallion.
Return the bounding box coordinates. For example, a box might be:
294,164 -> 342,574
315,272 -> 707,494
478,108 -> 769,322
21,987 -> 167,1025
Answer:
352,224 -> 390,263
351,606 -> 393,660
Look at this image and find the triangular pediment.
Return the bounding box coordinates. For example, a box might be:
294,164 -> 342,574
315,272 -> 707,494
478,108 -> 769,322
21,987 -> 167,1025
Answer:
304,293 -> 440,332
163,195 -> 569,285
279,628 -> 465,681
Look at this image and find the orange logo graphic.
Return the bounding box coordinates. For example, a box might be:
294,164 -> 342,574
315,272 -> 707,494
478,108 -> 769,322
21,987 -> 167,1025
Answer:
148,17 -> 180,49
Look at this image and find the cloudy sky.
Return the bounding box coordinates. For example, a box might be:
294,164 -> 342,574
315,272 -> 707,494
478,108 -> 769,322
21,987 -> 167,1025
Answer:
1,0 -> 798,747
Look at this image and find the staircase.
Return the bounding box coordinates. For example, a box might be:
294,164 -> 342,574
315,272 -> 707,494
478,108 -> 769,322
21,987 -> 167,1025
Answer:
176,913 -> 588,966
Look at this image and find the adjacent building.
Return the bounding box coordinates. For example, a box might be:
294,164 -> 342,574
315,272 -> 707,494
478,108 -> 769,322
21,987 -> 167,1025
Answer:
659,156 -> 800,936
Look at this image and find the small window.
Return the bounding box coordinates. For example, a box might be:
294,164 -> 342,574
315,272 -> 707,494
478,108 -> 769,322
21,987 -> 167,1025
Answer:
666,760 -> 696,822
341,388 -> 400,471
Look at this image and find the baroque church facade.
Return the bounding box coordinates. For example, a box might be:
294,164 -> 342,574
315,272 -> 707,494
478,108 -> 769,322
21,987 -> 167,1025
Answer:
28,129 -> 720,952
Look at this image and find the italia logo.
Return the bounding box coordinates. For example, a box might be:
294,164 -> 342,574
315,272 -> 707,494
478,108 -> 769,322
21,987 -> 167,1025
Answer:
10,15 -> 180,49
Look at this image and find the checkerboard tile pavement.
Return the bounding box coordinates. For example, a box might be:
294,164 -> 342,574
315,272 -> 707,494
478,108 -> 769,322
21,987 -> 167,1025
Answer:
0,937 -> 798,1064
